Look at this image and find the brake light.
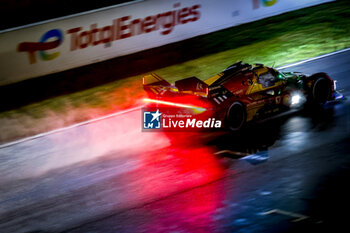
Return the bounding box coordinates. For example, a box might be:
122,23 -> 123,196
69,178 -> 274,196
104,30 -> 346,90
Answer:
143,98 -> 206,113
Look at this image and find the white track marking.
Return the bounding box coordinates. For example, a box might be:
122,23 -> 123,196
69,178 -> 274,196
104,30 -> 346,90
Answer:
0,105 -> 142,148
261,209 -> 309,222
277,47 -> 350,70
1,48 -> 350,148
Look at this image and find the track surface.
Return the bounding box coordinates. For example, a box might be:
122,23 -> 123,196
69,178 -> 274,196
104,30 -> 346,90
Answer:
1,50 -> 350,233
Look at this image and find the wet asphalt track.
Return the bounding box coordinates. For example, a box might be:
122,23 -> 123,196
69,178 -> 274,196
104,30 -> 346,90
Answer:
1,50 -> 350,233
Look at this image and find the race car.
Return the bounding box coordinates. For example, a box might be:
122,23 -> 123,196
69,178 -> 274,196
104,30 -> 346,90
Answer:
143,61 -> 343,130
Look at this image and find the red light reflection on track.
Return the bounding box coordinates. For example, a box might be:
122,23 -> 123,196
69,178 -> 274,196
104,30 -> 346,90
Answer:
53,99 -> 228,231
142,181 -> 225,232
144,146 -> 224,182
139,146 -> 227,232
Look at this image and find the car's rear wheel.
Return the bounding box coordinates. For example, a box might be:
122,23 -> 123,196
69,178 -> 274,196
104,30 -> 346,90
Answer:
227,101 -> 246,131
311,77 -> 331,104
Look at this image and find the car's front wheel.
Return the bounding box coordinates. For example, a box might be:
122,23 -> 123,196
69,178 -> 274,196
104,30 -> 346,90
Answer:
227,101 -> 246,131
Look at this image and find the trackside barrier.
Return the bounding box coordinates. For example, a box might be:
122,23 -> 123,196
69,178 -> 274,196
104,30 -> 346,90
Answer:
0,0 -> 334,86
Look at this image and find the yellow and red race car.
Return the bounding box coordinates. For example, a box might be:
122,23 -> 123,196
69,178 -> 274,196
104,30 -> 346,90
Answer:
143,61 -> 343,130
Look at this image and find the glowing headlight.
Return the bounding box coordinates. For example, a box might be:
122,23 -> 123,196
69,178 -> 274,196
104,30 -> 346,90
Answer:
334,80 -> 337,91
291,94 -> 301,105
290,92 -> 305,107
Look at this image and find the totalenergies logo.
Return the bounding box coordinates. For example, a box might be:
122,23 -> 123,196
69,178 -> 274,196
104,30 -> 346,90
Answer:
253,0 -> 278,9
17,29 -> 63,64
17,3 -> 201,65
66,3 -> 200,51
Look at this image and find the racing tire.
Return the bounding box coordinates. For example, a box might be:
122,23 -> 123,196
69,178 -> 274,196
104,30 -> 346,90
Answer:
227,101 -> 246,131
311,77 -> 331,105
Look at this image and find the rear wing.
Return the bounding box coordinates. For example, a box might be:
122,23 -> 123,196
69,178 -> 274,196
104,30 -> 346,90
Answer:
143,73 -> 171,87
143,73 -> 175,97
143,74 -> 208,97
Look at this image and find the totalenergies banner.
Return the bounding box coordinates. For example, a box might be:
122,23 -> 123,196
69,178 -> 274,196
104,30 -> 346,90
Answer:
0,0 -> 333,85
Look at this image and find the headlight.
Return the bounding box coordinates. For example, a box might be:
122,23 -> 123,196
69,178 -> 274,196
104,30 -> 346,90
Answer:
291,94 -> 301,105
333,80 -> 337,91
290,92 -> 305,107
